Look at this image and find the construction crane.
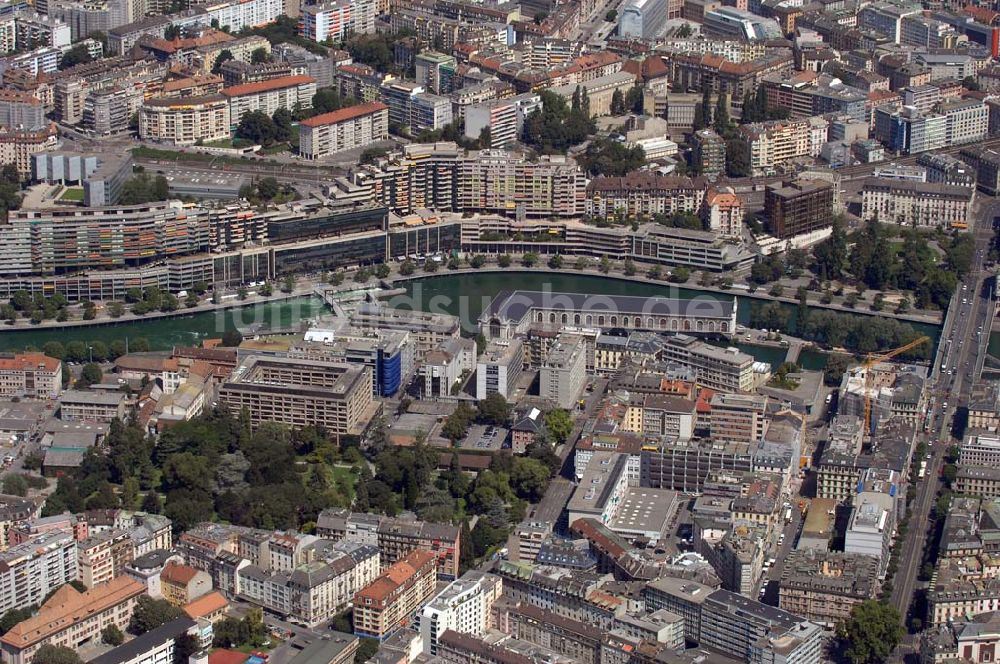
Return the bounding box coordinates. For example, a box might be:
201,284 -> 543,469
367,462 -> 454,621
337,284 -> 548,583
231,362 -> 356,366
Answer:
862,335 -> 931,434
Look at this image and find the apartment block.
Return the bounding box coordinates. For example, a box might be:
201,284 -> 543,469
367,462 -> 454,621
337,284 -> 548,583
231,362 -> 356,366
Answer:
861,178 -> 972,227
353,549 -> 438,640
700,590 -> 823,664
702,188 -> 743,238
692,128 -> 726,176
0,577 -> 145,664
0,531 -> 78,616
316,510 -> 461,579
661,335 -> 753,393
222,75 -> 316,127
59,390 -> 126,422
463,93 -> 541,148
139,95 -> 231,146
78,529 -> 135,589
89,617 -> 198,664
238,543 -> 380,626
419,571 -> 503,655
217,356 -> 377,437
475,338 -> 524,401
504,603 -> 603,664
539,334 -> 588,410
738,119 -> 818,176
0,352 -> 61,399
299,102 -> 389,160
777,551 -> 880,627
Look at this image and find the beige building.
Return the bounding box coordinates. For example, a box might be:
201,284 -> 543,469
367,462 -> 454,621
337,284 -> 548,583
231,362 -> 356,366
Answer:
710,393 -> 768,443
0,124 -> 58,178
352,549 -> 437,640
539,334 -> 588,410
59,390 -> 126,422
861,178 -> 973,228
78,529 -> 135,589
702,188 -> 744,238
217,356 -> 377,437
0,576 -> 145,664
0,352 -> 61,399
222,74 -> 316,127
299,102 -> 389,160
778,551 -> 880,628
160,562 -> 212,606
139,95 -> 231,146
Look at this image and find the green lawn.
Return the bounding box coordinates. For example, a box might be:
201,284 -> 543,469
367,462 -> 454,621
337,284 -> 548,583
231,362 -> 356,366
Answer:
58,187 -> 84,201
329,464 -> 358,502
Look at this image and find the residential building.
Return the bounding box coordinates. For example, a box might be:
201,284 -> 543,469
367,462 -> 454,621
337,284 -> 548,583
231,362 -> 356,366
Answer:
419,337 -> 475,399
764,180 -> 834,239
160,562 -> 212,606
642,577 -> 716,643
222,75 -> 316,127
0,352 -> 61,399
539,334 -> 588,410
217,356 -> 377,437
300,0 -> 375,44
463,93 -> 541,148
183,590 -> 228,624
78,529 -> 135,589
777,551 -> 880,627
83,87 -> 142,136
299,102 -> 388,160
0,531 -> 78,616
586,174 -> 705,219
139,95 -> 231,146
504,603 -> 603,664
738,118 -> 818,176
352,550 -> 438,640
0,124 -> 58,179
475,338 -> 524,401
419,571 -> 503,655
0,90 -> 45,131
415,51 -> 457,94
860,178 -> 972,227
941,98 -> 988,146
702,188 -> 743,238
0,577 -> 145,664
692,129 -> 726,176
379,81 -> 452,132
316,511 -> 461,579
286,635 -> 359,664
845,495 -> 895,577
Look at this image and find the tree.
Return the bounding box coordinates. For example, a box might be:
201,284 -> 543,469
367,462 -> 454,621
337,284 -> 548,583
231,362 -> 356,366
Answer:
623,258 -> 636,276
605,9 -> 617,20
101,625 -> 124,646
251,46 -> 269,64
578,138 -> 644,177
670,266 -> 690,283
548,254 -> 563,269
235,110 -> 277,145
2,475 -> 27,497
713,92 -> 730,135
31,645 -> 82,664
610,89 -> 626,115
59,44 -> 93,70
423,258 -> 439,272
77,363 -> 103,388
836,601 -> 903,664
497,254 -> 512,268
522,252 -> 539,267
313,88 -> 344,114
510,457 -> 550,502
544,409 -> 573,444
399,260 -> 415,276
43,342 -> 65,360
282,274 -> 296,293
469,255 -> 486,269
212,49 -> 234,74
221,329 -> 243,347
478,126 -> 491,149
478,393 -> 511,425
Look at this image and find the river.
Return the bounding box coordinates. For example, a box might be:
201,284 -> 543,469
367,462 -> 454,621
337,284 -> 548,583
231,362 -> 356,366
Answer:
0,272 -> 941,370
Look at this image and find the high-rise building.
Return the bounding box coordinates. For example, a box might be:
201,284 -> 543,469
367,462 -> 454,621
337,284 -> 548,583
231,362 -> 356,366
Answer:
419,572 -> 502,655
539,333 -> 588,410
222,75 -> 316,127
476,338 -> 524,401
764,179 -> 833,239
692,128 -> 726,176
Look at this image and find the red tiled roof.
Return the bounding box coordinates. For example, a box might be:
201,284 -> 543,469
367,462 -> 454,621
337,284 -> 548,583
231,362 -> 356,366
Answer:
0,352 -> 60,372
222,75 -> 315,97
160,561 -> 201,585
300,102 -> 388,128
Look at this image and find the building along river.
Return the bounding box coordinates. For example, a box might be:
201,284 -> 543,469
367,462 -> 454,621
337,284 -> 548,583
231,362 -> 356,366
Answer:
0,272 -> 940,370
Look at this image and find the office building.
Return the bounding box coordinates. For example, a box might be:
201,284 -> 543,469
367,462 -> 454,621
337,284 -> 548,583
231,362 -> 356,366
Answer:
619,0 -> 668,38
0,577 -> 145,664
0,352 -> 61,400
661,335 -> 753,393
475,338 -> 524,401
139,95 -> 231,146
860,178 -> 972,227
379,81 -> 453,132
710,393 -> 768,443
89,617 -> 197,664
764,180 -> 834,239
218,356 -> 376,437
419,571 -> 502,655
642,577 -> 716,643
777,552 -> 880,627
353,550 -> 437,640
700,590 -> 823,664
222,75 -> 316,127
299,102 -> 389,160
567,452 -> 631,528
539,334 -> 588,410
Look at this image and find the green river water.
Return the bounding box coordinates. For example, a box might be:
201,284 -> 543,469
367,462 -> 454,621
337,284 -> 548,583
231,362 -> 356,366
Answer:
0,272 -> 942,370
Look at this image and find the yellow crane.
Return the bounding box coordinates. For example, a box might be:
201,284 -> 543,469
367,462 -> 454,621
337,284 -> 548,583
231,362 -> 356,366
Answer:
862,335 -> 931,434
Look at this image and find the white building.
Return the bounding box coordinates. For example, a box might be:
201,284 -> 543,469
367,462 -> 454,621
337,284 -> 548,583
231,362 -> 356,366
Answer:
0,531 -> 79,615
702,188 -> 743,238
463,93 -> 541,149
139,95 -> 231,146
861,178 -> 973,227
845,494 -> 895,578
300,0 -> 376,43
201,0 -> 283,33
420,337 -> 475,398
475,338 -> 523,401
941,98 -> 988,147
419,571 -> 503,655
619,0 -> 668,39
539,333 -> 588,410
299,102 -> 388,160
222,74 -> 316,127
